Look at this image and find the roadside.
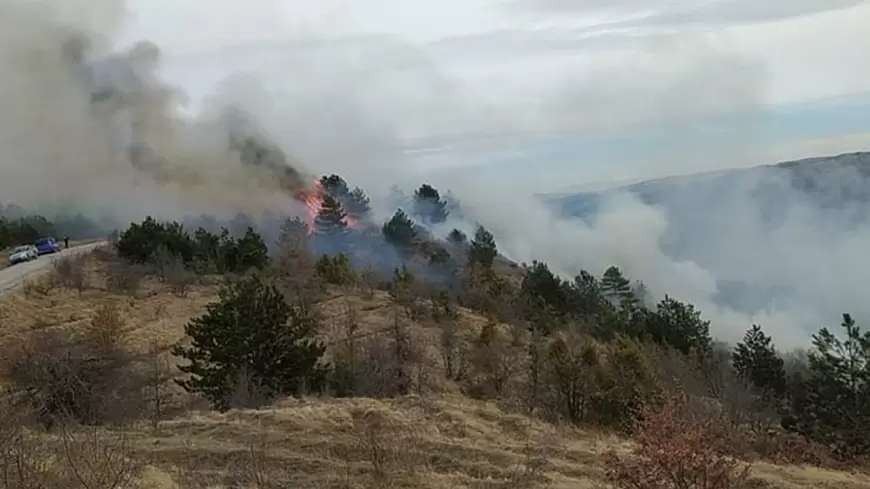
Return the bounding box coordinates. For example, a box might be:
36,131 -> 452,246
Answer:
0,238 -> 105,270
0,241 -> 107,295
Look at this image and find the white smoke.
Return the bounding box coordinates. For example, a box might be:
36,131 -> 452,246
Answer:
3,0 -> 870,350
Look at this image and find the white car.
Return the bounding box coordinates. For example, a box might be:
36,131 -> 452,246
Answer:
8,245 -> 39,265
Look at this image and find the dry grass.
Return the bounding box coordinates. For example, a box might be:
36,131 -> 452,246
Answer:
43,395 -> 869,489
1,257 -> 219,355
2,251 -> 870,488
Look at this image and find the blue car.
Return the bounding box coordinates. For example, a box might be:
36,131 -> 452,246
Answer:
34,236 -> 62,255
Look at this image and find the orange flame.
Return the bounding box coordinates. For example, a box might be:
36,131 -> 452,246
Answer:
293,179 -> 360,235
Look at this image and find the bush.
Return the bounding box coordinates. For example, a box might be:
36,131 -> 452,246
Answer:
115,217 -> 194,265
4,317 -> 141,427
52,255 -> 89,292
315,253 -> 356,285
104,258 -> 146,296
173,274 -> 329,410
604,394 -> 752,489
116,218 -> 269,277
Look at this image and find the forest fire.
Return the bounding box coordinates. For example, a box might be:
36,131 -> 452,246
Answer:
294,180 -> 324,234
293,179 -> 360,234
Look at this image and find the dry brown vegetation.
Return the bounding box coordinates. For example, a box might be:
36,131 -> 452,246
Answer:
0,248 -> 868,489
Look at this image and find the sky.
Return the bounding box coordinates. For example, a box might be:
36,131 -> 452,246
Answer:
122,0 -> 870,192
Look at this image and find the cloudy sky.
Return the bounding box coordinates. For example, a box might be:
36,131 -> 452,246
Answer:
123,0 -> 870,191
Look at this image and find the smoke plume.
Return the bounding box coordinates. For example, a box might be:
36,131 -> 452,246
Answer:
0,0 -> 315,224
2,0 -> 869,349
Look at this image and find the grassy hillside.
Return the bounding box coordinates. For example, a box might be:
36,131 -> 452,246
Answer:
1,247 -> 868,489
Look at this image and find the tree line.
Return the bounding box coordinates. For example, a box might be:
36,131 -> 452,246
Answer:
3,170 -> 869,482
101,170 -> 870,463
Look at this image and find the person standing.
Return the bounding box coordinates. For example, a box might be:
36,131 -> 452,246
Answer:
64,236 -> 69,249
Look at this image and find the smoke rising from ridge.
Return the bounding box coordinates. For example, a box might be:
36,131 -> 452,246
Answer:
2,1 -> 869,349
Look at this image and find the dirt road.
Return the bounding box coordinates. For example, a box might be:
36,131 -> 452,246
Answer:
0,242 -> 107,295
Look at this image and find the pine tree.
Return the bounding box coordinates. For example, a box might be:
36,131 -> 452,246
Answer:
521,261 -> 571,319
320,174 -> 350,200
235,227 -> 269,271
447,228 -> 467,245
345,187 -> 372,221
469,225 -> 497,269
172,274 -> 328,410
732,325 -> 787,401
314,194 -> 348,236
600,266 -> 637,309
645,295 -> 711,355
382,209 -> 418,251
413,184 -> 449,224
279,217 -> 308,240
791,313 -> 870,456
570,271 -> 607,315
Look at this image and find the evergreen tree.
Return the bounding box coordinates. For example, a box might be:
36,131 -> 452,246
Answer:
600,266 -> 637,309
313,195 -> 349,255
413,184 -> 449,224
172,274 -> 327,411
645,295 -> 711,355
382,209 -> 418,251
320,174 -> 350,200
469,225 -> 497,269
521,261 -> 571,318
791,314 -> 870,456
447,228 -> 467,245
279,217 -> 309,240
732,325 -> 787,401
234,227 -> 269,271
570,271 -> 607,315
314,194 -> 348,236
345,187 -> 372,221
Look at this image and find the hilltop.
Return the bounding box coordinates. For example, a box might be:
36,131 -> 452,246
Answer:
548,151 -> 870,319
552,151 -> 870,220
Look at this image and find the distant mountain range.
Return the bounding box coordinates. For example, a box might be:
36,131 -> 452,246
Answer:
552,151 -> 870,219
548,151 -> 870,315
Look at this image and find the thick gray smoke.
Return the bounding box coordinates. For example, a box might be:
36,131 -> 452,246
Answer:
3,0 -> 869,349
0,0 -> 314,223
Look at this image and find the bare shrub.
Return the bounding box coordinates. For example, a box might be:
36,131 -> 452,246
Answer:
105,258 -> 146,296
5,324 -> 142,427
359,266 -> 381,299
332,317 -> 427,399
60,425 -> 142,489
329,302 -> 362,397
83,303 -> 129,353
352,409 -> 425,486
22,278 -> 55,298
604,394 -> 752,489
91,246 -> 114,263
541,331 -> 600,424
440,319 -> 469,382
469,322 -> 523,400
502,441 -> 553,489
163,259 -> 195,298
53,255 -> 89,292
142,340 -> 177,430
270,232 -> 323,305
0,399 -> 55,489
